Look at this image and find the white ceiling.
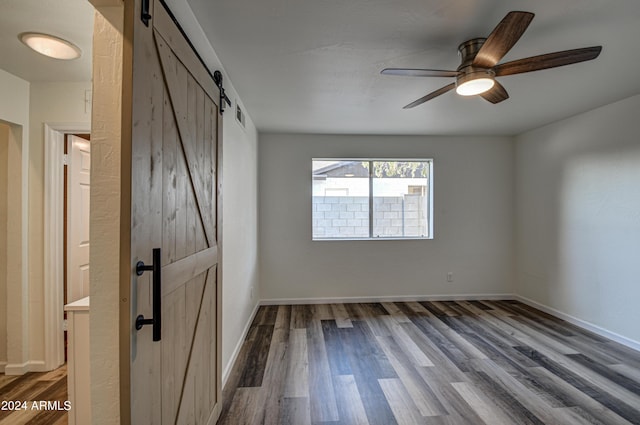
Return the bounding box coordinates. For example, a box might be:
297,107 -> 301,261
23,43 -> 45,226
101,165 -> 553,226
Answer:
186,0 -> 640,135
2,0 -> 640,135
0,0 -> 94,82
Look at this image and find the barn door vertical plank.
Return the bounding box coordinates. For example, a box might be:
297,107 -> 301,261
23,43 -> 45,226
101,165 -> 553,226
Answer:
208,97 -> 218,241
195,272 -> 213,423
209,266 -> 218,411
185,74 -> 199,257
173,58 -> 189,261
194,88 -> 207,252
161,285 -> 186,425
175,272 -> 206,424
195,87 -> 205,191
162,83 -> 177,265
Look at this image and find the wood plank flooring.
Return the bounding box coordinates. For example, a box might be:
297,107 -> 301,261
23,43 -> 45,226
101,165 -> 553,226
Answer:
0,366 -> 68,425
218,301 -> 640,425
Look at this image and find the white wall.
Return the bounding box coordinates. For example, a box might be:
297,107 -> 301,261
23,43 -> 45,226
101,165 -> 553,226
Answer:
0,69 -> 30,128
0,68 -> 29,374
0,123 -> 8,368
515,93 -> 640,346
259,133 -> 514,301
165,0 -> 260,384
219,110 -> 259,377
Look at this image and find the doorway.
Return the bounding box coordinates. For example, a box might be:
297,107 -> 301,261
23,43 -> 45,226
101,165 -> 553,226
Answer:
65,133 -> 91,306
43,123 -> 91,371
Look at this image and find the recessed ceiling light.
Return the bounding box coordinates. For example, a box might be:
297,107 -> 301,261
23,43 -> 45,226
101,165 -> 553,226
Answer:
19,32 -> 81,60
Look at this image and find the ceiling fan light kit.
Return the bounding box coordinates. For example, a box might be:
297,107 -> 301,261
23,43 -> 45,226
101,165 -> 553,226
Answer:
381,11 -> 602,108
455,38 -> 495,96
456,73 -> 495,96
19,32 -> 82,60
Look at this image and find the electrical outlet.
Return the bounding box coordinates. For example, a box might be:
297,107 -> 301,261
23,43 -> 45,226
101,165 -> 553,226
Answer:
250,285 -> 255,299
447,272 -> 453,282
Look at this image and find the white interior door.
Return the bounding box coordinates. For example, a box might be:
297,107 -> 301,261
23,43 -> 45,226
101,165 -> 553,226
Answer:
67,134 -> 90,303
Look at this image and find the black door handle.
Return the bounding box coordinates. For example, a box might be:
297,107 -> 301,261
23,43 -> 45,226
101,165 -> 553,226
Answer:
135,248 -> 162,341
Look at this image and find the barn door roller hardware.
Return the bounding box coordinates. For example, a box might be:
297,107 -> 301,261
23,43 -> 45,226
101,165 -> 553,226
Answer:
214,70 -> 232,115
141,0 -> 152,26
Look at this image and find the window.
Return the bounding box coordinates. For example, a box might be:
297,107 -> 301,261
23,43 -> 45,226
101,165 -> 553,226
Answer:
312,159 -> 433,240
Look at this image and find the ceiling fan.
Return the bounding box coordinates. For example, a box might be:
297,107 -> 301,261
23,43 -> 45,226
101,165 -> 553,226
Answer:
381,11 -> 602,108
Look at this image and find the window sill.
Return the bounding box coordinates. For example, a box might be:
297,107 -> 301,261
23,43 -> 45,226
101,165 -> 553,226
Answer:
312,237 -> 432,241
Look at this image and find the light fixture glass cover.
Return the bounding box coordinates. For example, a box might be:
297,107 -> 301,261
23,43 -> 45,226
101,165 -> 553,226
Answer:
455,70 -> 495,96
19,32 -> 81,60
456,78 -> 495,96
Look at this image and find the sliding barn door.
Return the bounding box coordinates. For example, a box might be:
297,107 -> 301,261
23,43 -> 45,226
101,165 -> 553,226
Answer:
129,1 -> 222,423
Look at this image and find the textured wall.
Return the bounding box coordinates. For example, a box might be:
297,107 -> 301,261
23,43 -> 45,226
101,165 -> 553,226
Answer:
90,7 -> 124,424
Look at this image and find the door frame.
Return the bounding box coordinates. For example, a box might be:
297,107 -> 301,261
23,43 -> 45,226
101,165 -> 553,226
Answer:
44,122 -> 91,371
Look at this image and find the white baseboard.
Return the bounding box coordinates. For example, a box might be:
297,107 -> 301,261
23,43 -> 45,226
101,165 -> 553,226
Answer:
3,360 -> 47,376
0,361 -> 6,374
260,293 -> 516,306
515,295 -> 640,352
221,300 -> 261,388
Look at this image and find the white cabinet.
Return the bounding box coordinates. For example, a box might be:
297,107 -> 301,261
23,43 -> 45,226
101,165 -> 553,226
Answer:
64,296 -> 91,425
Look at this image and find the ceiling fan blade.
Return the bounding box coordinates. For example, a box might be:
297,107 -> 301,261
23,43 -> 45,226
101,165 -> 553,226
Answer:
381,68 -> 459,77
494,46 -> 602,76
480,81 -> 509,104
473,11 -> 535,68
403,83 -> 456,108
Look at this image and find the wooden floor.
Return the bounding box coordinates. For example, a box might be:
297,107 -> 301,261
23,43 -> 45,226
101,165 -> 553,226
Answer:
218,300 -> 640,425
0,365 -> 68,425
